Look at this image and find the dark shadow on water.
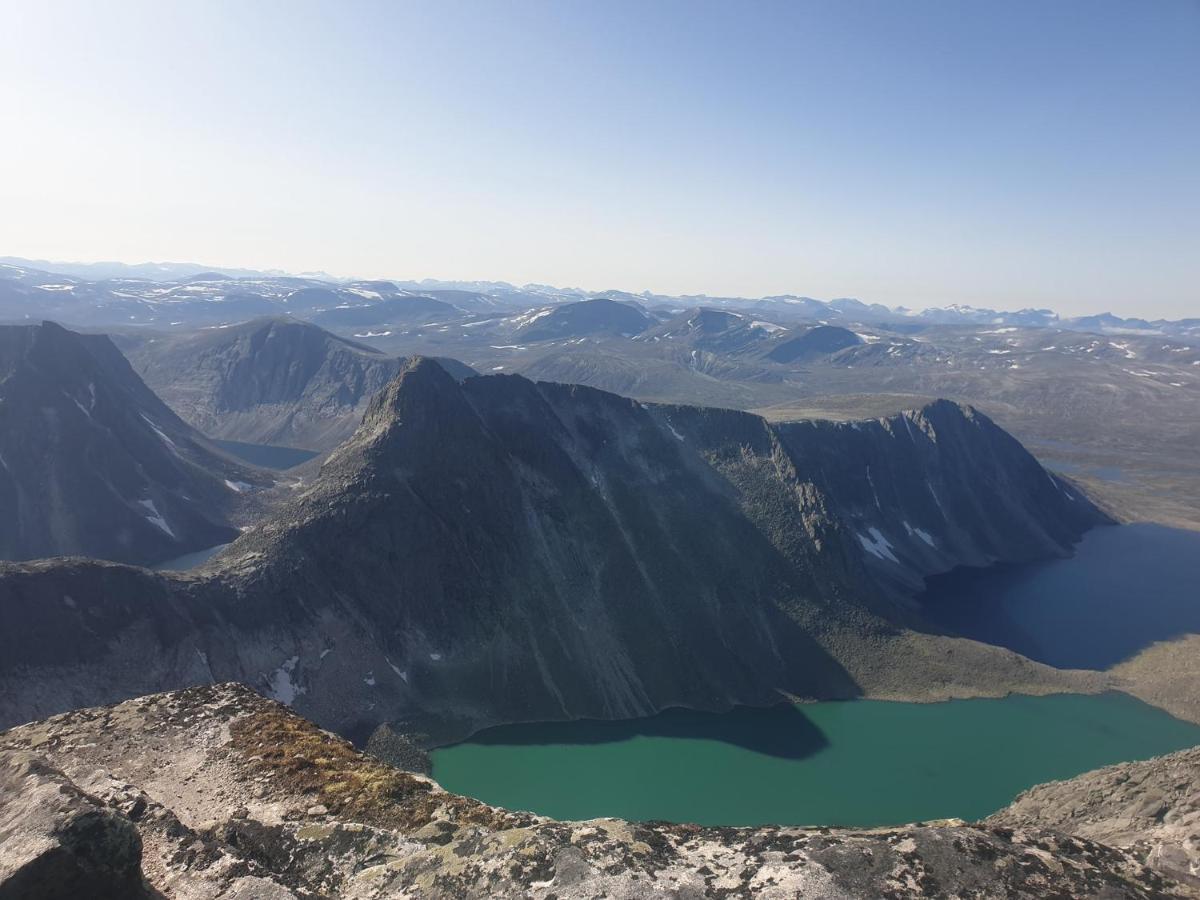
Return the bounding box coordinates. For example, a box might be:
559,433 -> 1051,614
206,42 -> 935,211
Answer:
458,702 -> 830,761
213,439 -> 320,470
920,523 -> 1200,670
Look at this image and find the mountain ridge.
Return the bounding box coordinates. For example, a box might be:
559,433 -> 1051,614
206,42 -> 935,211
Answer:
5,258 -> 1192,335
0,321 -> 268,565
0,358 -> 1109,740
121,317 -> 475,450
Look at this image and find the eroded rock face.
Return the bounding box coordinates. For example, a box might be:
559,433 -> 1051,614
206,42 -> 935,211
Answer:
0,684 -> 1190,899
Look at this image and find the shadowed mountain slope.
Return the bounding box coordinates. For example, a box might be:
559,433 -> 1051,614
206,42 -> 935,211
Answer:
0,322 -> 266,565
0,360 -> 1105,740
123,318 -> 475,450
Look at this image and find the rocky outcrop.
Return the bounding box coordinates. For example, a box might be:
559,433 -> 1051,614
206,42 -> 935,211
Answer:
365,723 -> 433,775
0,684 -> 1190,899
124,317 -> 475,451
0,360 -> 1107,740
989,745 -> 1200,889
0,752 -> 146,900
0,321 -> 268,565
1114,636 -> 1200,726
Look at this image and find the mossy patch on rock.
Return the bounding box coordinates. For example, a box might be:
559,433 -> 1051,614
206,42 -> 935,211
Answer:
228,701 -> 526,833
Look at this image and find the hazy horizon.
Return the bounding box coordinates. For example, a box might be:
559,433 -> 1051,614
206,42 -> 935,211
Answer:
3,0 -> 1196,319
0,251 -> 1186,320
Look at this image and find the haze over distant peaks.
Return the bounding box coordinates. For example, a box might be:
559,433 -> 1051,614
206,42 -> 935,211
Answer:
0,256 -> 1189,333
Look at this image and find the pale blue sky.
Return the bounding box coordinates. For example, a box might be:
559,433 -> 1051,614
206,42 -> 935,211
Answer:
1,0 -> 1196,316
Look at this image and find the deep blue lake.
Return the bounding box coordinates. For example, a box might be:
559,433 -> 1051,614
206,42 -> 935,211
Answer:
919,523 -> 1200,669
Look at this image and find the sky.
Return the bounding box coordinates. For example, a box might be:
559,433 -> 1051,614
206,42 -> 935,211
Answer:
1,1 -> 1196,317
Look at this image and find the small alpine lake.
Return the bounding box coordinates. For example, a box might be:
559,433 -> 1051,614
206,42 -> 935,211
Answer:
430,692 -> 1200,827
213,439 -> 320,470
152,543 -> 229,571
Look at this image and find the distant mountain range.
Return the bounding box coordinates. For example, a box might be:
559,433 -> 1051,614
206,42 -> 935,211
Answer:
0,256 -> 343,283
1,256 -> 1194,336
3,256 -> 1195,530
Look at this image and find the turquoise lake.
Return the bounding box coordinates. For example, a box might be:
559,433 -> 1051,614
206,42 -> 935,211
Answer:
431,692 -> 1200,827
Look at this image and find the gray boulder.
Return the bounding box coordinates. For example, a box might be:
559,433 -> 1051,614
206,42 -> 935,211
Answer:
0,751 -> 145,900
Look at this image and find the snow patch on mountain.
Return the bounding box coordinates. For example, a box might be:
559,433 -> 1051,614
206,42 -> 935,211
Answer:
858,527 -> 899,563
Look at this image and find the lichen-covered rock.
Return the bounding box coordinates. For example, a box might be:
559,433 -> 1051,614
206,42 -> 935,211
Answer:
0,684 -> 1192,899
0,751 -> 146,900
989,745 -> 1200,890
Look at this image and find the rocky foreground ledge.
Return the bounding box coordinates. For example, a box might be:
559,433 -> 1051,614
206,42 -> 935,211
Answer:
1,684 -> 1195,899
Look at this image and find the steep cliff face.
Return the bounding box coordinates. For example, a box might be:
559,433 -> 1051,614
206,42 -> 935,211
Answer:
125,318 -> 475,451
0,360 -> 1107,738
0,684 -> 1189,900
653,397 -> 1100,600
0,322 -> 265,565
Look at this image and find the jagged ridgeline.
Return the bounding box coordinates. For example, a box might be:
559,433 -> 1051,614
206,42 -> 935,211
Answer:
0,357 -> 1106,739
